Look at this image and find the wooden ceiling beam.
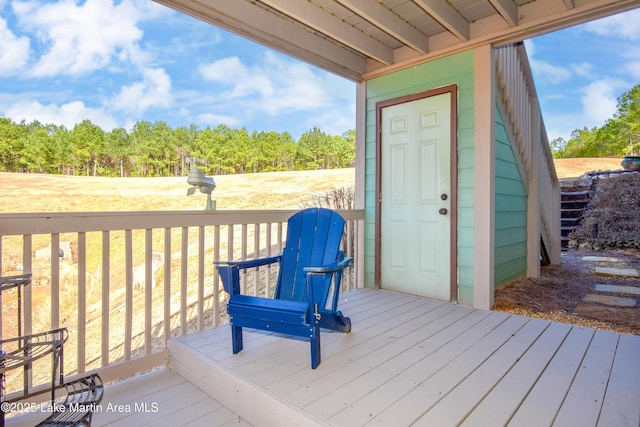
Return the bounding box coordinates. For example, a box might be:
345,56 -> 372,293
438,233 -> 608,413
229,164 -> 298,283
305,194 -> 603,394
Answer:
259,0 -> 395,64
335,0 -> 429,54
412,0 -> 470,41
489,0 -> 519,26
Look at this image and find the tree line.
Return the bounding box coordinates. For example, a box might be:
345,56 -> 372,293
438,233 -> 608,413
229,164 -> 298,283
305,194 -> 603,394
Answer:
0,119 -> 356,177
551,84 -> 640,158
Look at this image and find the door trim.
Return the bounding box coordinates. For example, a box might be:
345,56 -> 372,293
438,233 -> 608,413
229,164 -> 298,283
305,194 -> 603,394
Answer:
375,84 -> 458,303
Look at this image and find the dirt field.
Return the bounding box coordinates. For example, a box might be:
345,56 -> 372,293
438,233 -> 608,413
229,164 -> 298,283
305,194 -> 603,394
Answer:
0,168 -> 356,213
553,157 -> 623,179
0,157 -> 624,213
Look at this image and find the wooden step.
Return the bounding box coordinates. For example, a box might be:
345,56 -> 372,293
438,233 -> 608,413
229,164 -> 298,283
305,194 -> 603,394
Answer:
561,190 -> 590,200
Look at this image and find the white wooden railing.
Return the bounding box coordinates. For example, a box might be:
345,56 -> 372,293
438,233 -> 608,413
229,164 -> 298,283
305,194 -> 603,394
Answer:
495,42 -> 562,266
0,209 -> 364,396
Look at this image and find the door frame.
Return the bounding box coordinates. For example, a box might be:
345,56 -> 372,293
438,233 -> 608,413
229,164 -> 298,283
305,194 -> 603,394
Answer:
375,84 -> 459,303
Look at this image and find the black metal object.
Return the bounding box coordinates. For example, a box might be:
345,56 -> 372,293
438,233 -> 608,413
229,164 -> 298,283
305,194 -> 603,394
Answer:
0,274 -> 103,426
35,373 -> 104,427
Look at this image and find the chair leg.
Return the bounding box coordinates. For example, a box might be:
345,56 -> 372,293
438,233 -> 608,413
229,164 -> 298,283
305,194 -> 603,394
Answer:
318,310 -> 351,333
310,325 -> 321,369
231,325 -> 243,354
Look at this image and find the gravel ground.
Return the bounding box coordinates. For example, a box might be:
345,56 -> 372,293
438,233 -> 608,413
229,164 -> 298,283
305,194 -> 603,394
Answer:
494,248 -> 640,336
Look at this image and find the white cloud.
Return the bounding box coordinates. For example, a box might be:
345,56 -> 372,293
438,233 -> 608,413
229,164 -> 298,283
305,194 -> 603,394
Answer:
110,68 -> 172,114
199,52 -> 334,117
4,99 -> 117,130
524,39 -> 572,84
12,0 -> 148,77
580,79 -> 626,126
199,56 -> 273,99
0,16 -> 30,75
584,9 -> 640,40
626,62 -> 640,79
569,62 -> 593,79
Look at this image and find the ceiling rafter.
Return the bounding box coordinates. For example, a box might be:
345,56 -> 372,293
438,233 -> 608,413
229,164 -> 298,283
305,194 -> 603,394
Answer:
489,0 -> 519,26
335,0 -> 429,54
259,0 -> 394,64
412,0 -> 470,41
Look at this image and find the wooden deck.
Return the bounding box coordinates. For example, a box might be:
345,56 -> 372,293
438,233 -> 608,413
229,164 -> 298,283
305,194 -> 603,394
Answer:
9,288 -> 639,427
169,289 -> 640,427
7,368 -> 250,427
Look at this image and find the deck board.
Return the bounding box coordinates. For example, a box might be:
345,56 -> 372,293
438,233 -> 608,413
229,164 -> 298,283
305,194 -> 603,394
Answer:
327,308 -> 494,426
598,334 -> 640,427
92,368 -> 248,427
507,325 -> 596,426
413,318 -> 552,426
460,321 -> 573,426
553,330 -> 619,427
305,305 -> 481,417
365,313 -> 531,426
6,368 -> 249,427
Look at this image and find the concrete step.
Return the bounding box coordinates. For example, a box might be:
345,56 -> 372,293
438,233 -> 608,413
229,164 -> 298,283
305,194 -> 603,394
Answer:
582,294 -> 637,307
595,267 -> 640,278
594,284 -> 640,296
581,256 -> 620,263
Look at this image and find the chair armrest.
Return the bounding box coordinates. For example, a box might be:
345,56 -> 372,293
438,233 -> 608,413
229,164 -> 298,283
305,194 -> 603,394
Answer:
304,257 -> 353,274
214,254 -> 281,270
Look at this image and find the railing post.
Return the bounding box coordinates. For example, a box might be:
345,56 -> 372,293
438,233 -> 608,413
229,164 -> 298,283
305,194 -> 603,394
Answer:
180,227 -> 188,335
163,228 -> 172,342
144,229 -> 153,354
101,231 -> 110,367
50,233 -> 60,330
78,232 -> 87,372
124,230 -> 133,361
213,225 -> 221,326
198,225 -> 205,330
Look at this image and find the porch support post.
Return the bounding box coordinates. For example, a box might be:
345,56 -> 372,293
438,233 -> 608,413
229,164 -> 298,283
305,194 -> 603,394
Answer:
473,44 -> 495,310
527,101 -> 542,278
355,80 -> 366,288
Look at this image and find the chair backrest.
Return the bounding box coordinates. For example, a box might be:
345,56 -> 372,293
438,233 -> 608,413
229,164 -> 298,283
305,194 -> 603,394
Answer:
275,208 -> 345,302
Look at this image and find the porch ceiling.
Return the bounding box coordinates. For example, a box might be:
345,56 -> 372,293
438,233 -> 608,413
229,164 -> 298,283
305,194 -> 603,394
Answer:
154,0 -> 640,81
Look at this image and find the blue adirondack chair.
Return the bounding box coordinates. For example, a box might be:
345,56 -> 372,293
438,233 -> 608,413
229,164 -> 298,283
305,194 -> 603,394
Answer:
216,208 -> 352,369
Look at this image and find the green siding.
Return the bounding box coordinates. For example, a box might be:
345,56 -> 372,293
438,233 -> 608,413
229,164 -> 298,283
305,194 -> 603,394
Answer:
364,50 -> 475,305
494,105 -> 528,286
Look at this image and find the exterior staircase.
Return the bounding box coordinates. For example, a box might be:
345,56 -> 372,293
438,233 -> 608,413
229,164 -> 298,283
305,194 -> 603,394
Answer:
560,179 -> 592,248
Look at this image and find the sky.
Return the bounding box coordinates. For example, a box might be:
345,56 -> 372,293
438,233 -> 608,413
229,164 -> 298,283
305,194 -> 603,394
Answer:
0,1 -> 639,143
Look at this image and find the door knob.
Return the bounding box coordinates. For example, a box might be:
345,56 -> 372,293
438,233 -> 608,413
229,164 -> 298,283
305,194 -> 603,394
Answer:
439,208 -> 448,215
